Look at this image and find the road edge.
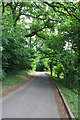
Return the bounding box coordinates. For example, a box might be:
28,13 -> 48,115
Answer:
55,81 -> 75,120
45,73 -> 75,120
1,73 -> 36,98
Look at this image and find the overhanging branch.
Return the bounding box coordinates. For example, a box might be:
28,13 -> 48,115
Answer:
44,2 -> 80,22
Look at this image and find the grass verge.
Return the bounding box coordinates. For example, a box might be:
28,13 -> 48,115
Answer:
2,69 -> 29,87
47,72 -> 78,119
55,78 -> 78,119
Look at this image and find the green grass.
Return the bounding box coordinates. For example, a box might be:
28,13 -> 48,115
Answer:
2,69 -> 29,86
18,69 -> 28,77
55,80 -> 78,119
2,69 -> 36,87
2,75 -> 24,86
47,72 -> 78,119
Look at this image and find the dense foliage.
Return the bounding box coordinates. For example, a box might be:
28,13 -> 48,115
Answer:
2,1 -> 80,91
2,6 -> 36,76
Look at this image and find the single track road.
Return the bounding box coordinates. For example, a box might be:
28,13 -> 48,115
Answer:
2,72 -> 60,118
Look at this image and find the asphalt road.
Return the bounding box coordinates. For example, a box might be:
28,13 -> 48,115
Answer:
2,72 -> 60,118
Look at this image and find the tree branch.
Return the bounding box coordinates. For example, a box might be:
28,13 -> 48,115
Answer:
24,17 -> 55,38
21,13 -> 46,20
25,25 -> 47,37
14,2 -> 23,26
36,33 -> 45,39
44,2 -> 80,21
2,2 -> 5,13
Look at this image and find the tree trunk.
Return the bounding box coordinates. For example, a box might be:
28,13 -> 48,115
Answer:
50,68 -> 52,76
57,73 -> 59,78
29,37 -> 32,47
50,63 -> 53,76
2,2 -> 5,13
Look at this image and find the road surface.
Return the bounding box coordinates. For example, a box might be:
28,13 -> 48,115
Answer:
2,72 -> 60,118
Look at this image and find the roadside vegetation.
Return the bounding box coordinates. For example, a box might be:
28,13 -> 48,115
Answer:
1,1 -> 80,119
53,75 -> 78,119
2,70 -> 28,86
3,74 -> 24,87
2,69 -> 36,91
47,71 -> 78,119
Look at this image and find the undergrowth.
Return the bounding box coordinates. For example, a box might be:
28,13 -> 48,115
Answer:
47,72 -> 78,120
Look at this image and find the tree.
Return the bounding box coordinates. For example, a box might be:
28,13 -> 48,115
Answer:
2,1 -> 80,90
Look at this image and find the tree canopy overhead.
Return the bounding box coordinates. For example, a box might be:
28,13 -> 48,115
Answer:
1,1 -> 80,91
